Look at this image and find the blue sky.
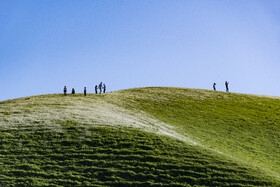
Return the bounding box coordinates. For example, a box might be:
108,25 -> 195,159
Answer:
1,0 -> 280,101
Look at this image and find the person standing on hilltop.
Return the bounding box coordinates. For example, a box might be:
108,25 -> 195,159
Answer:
84,87 -> 87,96
225,81 -> 229,92
103,84 -> 106,93
213,83 -> 216,91
99,82 -> 103,94
72,88 -> 75,94
63,86 -> 67,96
95,85 -> 98,94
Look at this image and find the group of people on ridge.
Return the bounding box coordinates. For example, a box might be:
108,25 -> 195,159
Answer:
213,81 -> 229,92
95,82 -> 106,94
63,82 -> 106,96
64,81 -> 229,96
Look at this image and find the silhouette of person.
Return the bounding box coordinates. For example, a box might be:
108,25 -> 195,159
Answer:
84,87 -> 87,96
225,81 -> 229,92
95,85 -> 98,94
213,83 -> 216,91
103,84 -> 106,93
63,86 -> 67,96
99,82 -> 103,94
72,88 -> 75,94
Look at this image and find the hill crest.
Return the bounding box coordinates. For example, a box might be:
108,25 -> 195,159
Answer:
0,87 -> 279,185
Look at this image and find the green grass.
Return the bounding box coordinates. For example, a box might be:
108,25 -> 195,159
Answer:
0,87 -> 279,186
0,122 -> 277,186
107,87 -> 280,176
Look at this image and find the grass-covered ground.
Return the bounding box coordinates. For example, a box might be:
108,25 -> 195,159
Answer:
0,123 -> 277,186
0,87 -> 279,186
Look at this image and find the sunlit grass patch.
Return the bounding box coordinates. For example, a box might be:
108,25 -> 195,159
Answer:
106,87 -> 280,176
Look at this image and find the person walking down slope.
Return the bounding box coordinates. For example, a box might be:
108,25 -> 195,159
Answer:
95,85 -> 98,94
103,84 -> 106,93
225,81 -> 229,92
213,83 -> 216,91
84,87 -> 87,96
99,82 -> 103,94
63,86 -> 67,96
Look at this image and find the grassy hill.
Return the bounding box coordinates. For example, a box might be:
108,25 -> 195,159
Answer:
0,87 -> 279,186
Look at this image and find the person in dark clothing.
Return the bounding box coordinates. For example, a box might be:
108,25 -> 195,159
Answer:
63,86 -> 67,96
103,84 -> 106,93
95,85 -> 98,94
213,83 -> 216,91
225,81 -> 229,92
99,82 -> 103,94
84,87 -> 87,96
72,88 -> 75,94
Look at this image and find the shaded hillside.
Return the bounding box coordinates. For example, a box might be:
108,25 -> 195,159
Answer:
0,87 -> 279,186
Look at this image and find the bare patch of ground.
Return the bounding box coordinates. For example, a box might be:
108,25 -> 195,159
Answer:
0,95 -> 198,145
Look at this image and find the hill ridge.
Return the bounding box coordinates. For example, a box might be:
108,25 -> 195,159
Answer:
0,87 -> 279,185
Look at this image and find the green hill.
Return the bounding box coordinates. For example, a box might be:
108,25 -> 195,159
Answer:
0,87 -> 279,186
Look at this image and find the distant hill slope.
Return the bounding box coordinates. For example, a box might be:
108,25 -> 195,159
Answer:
0,87 -> 279,186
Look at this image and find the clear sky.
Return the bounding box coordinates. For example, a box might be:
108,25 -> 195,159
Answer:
1,0 -> 280,101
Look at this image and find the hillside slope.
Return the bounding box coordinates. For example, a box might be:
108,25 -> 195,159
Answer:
107,88 -> 280,174
0,87 -> 279,186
